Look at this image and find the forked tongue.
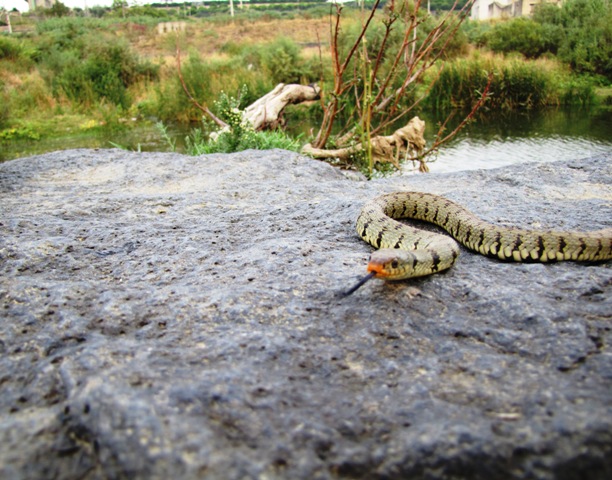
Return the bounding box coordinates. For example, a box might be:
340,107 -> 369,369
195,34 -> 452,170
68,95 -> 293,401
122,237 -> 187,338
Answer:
340,271 -> 377,297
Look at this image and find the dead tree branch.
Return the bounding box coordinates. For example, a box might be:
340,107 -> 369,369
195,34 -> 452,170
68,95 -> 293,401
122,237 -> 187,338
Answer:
175,41 -> 228,128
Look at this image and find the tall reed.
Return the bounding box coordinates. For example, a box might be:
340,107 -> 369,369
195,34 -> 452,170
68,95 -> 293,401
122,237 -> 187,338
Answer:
426,52 -> 595,110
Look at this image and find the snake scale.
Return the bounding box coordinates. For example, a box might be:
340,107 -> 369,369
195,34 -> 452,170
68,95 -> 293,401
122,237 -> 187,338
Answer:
346,192 -> 612,293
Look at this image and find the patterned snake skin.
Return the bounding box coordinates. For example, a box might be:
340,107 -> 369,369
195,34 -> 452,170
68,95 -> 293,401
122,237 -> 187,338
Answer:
355,192 -> 612,280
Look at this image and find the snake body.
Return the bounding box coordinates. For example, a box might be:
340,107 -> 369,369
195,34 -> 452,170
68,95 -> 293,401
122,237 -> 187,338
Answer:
356,192 -> 612,280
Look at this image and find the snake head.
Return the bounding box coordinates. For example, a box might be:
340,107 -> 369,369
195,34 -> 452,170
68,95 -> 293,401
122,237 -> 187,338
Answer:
367,249 -> 419,280
343,248 -> 422,296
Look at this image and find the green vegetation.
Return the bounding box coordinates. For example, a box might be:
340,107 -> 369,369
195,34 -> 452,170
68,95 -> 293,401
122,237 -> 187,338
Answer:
1,16 -> 158,135
474,0 -> 612,82
1,0 -> 610,168
38,28 -> 158,108
426,52 -> 596,110
179,88 -> 302,154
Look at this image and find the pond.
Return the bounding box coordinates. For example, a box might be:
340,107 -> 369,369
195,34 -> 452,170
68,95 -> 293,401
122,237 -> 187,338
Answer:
1,107 -> 611,173
410,107 -> 612,174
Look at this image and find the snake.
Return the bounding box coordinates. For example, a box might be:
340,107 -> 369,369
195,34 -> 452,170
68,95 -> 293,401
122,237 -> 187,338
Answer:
345,191 -> 612,295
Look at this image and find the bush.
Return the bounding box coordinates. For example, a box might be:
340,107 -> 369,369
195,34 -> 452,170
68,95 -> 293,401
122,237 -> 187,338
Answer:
6,72 -> 55,116
0,123 -> 40,142
479,0 -> 612,81
260,37 -> 307,84
485,17 -> 559,59
175,87 -> 302,155
39,33 -> 158,108
461,19 -> 492,47
0,36 -> 23,61
552,0 -> 612,80
146,46 -> 284,124
185,125 -> 301,155
425,53 -> 593,110
221,37 -> 315,85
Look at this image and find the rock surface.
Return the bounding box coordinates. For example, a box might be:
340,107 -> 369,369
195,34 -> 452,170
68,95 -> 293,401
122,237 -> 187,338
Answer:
0,149 -> 611,480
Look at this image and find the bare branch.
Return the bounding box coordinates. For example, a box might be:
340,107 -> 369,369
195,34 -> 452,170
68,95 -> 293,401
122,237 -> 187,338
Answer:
175,40 -> 228,128
418,72 -> 493,161
338,0 -> 382,76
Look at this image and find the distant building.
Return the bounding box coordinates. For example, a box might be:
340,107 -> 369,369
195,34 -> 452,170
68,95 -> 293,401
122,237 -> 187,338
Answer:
471,0 -> 563,20
28,0 -> 56,10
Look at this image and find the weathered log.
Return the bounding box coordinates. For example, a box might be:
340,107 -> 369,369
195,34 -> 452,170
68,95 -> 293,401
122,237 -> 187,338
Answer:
302,116 -> 428,171
244,83 -> 321,131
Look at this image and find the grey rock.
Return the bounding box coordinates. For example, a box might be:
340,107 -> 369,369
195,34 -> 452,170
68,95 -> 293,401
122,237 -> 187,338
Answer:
0,149 -> 610,480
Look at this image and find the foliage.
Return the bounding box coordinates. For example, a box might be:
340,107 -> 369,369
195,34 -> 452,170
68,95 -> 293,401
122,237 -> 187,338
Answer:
426,52 -> 595,109
0,4 -> 606,162
427,0 -> 471,10
47,1 -> 71,18
481,0 -> 612,81
0,124 -> 41,142
125,5 -> 170,18
0,88 -> 9,128
150,49 -> 272,123
151,34 -> 322,124
483,17 -> 558,59
34,22 -> 158,108
259,37 -> 308,84
461,19 -> 492,47
551,0 -> 612,80
0,36 -> 25,62
221,37 -> 317,85
182,87 -> 302,155
185,126 -> 302,155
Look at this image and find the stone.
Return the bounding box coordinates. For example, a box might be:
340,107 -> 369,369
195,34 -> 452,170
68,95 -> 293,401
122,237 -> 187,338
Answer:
0,149 -> 610,479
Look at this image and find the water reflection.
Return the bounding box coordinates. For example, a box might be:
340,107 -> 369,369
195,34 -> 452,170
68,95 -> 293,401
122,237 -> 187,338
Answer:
408,107 -> 612,174
0,125 -> 168,162
411,135 -> 612,174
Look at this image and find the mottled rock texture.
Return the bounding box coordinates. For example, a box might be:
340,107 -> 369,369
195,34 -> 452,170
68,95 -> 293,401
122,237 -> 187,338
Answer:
0,149 -> 611,480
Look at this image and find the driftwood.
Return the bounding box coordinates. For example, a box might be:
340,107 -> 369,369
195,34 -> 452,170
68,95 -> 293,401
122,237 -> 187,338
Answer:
302,116 -> 428,171
209,83 -> 321,141
244,83 -> 321,131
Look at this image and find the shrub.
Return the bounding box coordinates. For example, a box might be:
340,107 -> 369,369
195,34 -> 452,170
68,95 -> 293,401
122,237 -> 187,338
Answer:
6,72 -> 55,116
185,126 -> 301,155
0,36 -> 23,61
552,0 -> 612,80
479,0 -> 612,81
0,122 -> 40,142
425,53 -> 592,110
221,37 -> 315,85
147,49 -> 274,123
260,37 -> 307,84
177,88 -> 302,155
39,33 -> 158,108
485,17 -> 559,59
426,56 -> 492,109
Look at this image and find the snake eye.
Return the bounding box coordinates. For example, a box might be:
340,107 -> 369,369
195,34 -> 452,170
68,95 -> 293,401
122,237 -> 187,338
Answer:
390,260 -> 399,269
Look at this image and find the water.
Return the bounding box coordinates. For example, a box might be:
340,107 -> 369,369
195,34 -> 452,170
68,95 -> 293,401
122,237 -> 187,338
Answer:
0,124 -> 169,162
1,107 -> 611,172
404,107 -> 612,174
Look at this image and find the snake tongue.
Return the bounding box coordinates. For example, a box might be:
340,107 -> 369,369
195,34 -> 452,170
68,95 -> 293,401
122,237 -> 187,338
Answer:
342,271 -> 377,297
